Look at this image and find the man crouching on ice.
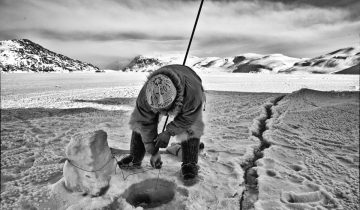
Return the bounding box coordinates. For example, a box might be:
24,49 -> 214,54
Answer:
118,64 -> 205,180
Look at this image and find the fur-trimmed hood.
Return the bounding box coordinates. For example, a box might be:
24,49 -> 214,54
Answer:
145,66 -> 186,116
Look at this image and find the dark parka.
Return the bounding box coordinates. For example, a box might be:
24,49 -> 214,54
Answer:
129,65 -> 205,154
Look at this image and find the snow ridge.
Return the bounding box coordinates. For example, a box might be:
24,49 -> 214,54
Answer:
281,47 -> 360,74
240,95 -> 285,209
122,54 -> 302,73
0,39 -> 99,72
122,47 -> 360,74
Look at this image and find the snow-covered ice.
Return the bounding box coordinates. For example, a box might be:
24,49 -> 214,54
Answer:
0,72 -> 359,209
255,89 -> 359,210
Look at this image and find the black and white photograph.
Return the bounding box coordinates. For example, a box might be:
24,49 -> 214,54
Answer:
0,0 -> 359,209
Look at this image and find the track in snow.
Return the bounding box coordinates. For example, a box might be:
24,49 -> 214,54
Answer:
240,95 -> 285,210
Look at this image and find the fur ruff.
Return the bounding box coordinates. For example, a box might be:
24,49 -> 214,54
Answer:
146,67 -> 184,116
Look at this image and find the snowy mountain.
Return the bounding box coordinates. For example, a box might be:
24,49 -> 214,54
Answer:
122,54 -> 204,72
231,53 -> 303,73
335,63 -> 359,74
122,47 -> 360,74
122,53 -> 303,73
0,39 -> 99,72
280,47 -> 360,74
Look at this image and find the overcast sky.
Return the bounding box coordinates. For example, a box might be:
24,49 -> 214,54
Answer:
0,0 -> 359,68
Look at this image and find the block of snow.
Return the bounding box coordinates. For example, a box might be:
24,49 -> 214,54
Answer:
63,130 -> 116,196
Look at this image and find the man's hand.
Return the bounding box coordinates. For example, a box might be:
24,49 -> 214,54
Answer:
150,152 -> 162,169
154,131 -> 171,148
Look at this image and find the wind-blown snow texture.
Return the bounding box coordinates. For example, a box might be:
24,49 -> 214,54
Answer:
0,73 -> 359,209
0,39 -> 99,72
255,89 -> 359,210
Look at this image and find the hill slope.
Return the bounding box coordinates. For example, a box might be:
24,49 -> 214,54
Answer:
122,53 -> 303,73
335,63 -> 359,74
121,47 -> 360,74
280,47 -> 360,74
0,39 -> 99,72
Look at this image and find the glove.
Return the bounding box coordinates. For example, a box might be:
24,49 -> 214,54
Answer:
154,131 -> 171,148
150,152 -> 162,169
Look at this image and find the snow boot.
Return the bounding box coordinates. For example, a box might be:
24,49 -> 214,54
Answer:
181,138 -> 200,180
118,131 -> 145,169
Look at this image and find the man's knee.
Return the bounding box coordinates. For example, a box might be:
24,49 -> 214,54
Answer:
175,124 -> 204,142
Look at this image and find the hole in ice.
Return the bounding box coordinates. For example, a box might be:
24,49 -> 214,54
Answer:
123,178 -> 176,209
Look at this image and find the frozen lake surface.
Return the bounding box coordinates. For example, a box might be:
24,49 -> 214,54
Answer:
1,72 -> 359,209
1,72 -> 359,96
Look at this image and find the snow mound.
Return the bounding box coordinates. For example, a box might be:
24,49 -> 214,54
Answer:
62,130 -> 116,196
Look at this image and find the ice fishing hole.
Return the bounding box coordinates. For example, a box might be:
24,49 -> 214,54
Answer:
123,178 -> 176,209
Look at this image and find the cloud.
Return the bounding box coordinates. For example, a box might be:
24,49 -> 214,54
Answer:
258,0 -> 359,8
1,28 -> 186,42
0,0 -> 359,68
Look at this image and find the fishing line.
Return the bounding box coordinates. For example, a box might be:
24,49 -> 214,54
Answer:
112,154 -> 160,181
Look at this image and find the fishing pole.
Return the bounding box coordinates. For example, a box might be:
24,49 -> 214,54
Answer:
183,0 -> 205,66
162,0 -> 205,133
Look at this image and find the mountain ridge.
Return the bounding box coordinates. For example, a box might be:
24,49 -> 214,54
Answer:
121,47 -> 360,74
1,39 -> 358,74
0,39 -> 99,72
